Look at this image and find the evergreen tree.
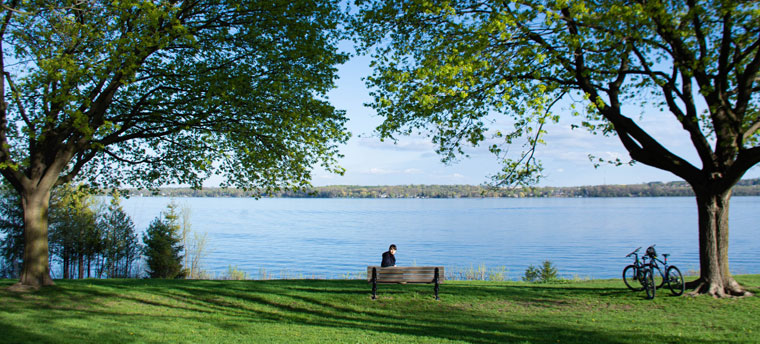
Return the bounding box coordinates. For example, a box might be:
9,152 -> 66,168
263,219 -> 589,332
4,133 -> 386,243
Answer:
0,185 -> 24,278
143,203 -> 185,279
100,193 -> 141,278
48,184 -> 99,279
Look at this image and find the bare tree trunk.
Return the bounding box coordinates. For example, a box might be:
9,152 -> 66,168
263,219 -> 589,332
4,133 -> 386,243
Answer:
78,253 -> 84,279
63,250 -> 69,280
688,189 -> 753,297
69,256 -> 74,280
14,188 -> 54,289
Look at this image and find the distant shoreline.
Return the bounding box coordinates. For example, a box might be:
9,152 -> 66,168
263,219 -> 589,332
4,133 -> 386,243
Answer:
125,179 -> 760,198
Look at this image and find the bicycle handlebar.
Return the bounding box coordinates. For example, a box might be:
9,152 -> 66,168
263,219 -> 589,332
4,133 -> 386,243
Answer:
625,247 -> 642,257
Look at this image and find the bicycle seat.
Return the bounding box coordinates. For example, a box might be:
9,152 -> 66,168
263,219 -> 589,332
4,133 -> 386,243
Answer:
663,254 -> 670,258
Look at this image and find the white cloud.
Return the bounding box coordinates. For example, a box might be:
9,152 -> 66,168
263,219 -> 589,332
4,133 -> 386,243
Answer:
365,168 -> 397,175
403,168 -> 424,174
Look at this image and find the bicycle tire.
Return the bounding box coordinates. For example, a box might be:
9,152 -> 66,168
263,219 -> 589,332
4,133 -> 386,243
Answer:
622,265 -> 643,291
652,265 -> 666,288
667,266 -> 685,296
644,269 -> 656,300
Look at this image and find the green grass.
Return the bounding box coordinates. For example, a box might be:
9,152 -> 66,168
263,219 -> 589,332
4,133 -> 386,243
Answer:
1,275 -> 759,343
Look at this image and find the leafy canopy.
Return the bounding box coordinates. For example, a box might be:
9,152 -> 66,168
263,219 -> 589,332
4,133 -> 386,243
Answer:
1,0 -> 350,192
352,0 -> 760,187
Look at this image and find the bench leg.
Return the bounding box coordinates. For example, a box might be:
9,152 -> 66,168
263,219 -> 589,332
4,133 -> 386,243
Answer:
371,268 -> 377,300
434,267 -> 440,301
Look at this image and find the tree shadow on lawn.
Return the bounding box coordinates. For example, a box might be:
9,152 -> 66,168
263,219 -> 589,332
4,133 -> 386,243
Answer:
124,280 -> 708,344
0,323 -> 75,344
0,279 -> 748,344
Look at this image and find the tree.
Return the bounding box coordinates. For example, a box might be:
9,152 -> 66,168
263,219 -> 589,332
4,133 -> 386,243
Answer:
143,203 -> 185,279
48,183 -> 99,279
99,192 -> 141,278
353,0 -> 760,296
1,0 -> 349,288
0,183 -> 23,278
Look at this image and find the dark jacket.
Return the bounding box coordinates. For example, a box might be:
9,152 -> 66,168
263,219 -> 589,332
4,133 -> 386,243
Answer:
381,251 -> 396,267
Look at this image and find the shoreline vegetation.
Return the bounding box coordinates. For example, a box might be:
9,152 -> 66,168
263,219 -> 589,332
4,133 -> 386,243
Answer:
126,178 -> 760,198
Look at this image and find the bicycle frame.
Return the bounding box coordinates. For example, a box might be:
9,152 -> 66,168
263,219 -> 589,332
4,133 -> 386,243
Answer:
648,254 -> 671,281
625,247 -> 652,286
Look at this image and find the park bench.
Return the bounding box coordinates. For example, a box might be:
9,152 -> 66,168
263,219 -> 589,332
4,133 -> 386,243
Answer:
367,266 -> 444,300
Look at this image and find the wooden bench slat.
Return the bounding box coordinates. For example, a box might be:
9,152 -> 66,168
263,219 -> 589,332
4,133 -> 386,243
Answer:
366,267 -> 444,272
367,266 -> 442,271
375,273 -> 442,279
366,266 -> 445,282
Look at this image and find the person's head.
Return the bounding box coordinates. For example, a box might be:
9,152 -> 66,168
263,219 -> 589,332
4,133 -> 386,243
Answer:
389,244 -> 397,254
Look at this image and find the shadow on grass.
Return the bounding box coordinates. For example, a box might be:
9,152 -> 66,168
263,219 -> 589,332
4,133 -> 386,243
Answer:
1,278 -> 757,343
110,280 -> 712,343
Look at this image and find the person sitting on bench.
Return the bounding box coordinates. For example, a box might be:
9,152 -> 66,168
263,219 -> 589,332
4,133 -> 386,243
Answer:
381,244 -> 396,267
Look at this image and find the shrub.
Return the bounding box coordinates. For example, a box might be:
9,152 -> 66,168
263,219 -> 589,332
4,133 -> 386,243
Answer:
487,266 -> 508,281
523,260 -> 559,283
224,265 -> 248,280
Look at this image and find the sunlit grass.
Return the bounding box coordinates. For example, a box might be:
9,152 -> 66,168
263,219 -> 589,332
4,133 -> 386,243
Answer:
1,275 -> 759,343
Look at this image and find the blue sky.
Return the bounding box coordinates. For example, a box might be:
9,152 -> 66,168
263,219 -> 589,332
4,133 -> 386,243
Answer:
308,46 -> 760,188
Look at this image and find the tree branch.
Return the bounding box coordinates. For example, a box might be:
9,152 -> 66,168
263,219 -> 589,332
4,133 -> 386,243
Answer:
3,72 -> 35,130
0,2 -> 26,191
559,6 -> 702,183
716,9 -> 732,98
726,146 -> 760,185
629,19 -> 718,170
733,31 -> 760,117
744,120 -> 760,144
645,0 -> 711,95
492,91 -> 566,187
686,0 -> 708,68
101,148 -> 164,165
0,0 -> 20,35
56,150 -> 97,186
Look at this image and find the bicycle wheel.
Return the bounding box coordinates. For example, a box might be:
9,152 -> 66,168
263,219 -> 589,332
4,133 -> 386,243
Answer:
652,265 -> 666,288
623,265 -> 643,291
643,269 -> 656,300
667,266 -> 685,296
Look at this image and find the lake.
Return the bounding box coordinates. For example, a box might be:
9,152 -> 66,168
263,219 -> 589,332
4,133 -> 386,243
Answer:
119,196 -> 760,280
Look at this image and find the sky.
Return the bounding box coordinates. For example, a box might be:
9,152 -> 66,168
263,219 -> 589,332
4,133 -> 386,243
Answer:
306,46 -> 760,188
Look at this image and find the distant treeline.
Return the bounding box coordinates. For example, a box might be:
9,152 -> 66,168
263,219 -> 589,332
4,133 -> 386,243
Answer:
127,179 -> 760,198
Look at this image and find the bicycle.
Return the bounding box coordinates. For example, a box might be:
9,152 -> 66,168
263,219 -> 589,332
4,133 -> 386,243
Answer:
623,247 -> 656,299
644,245 -> 685,296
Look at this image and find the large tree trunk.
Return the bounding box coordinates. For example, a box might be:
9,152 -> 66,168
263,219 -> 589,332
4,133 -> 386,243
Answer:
13,188 -> 55,290
688,189 -> 752,297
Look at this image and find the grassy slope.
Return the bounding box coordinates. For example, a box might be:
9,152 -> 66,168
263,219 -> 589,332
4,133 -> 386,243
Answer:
1,276 -> 759,344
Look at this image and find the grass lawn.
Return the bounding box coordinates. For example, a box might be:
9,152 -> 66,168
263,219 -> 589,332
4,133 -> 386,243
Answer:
1,275 -> 759,343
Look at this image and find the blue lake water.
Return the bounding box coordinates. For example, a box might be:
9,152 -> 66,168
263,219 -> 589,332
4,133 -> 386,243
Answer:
119,196 -> 760,280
